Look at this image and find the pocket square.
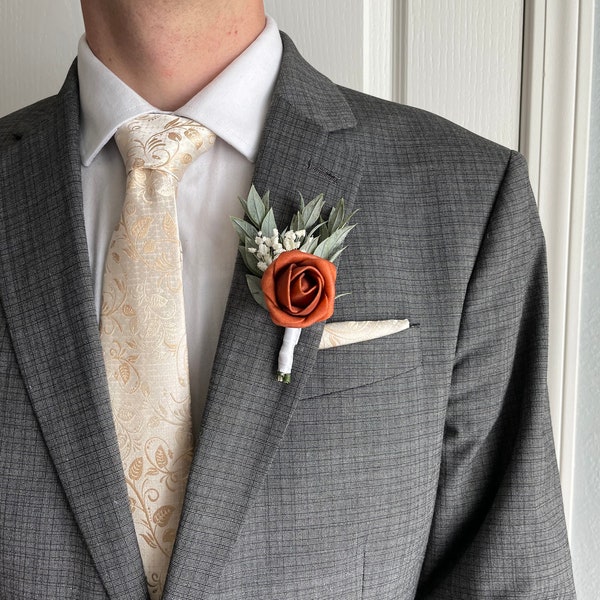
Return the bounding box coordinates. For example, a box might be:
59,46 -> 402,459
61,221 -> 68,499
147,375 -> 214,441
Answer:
318,319 -> 410,350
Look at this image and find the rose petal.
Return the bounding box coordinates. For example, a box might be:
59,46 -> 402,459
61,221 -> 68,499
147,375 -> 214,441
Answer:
261,250 -> 337,328
289,266 -> 323,312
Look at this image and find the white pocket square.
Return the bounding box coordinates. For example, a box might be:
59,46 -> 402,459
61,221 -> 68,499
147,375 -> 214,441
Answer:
318,319 -> 410,350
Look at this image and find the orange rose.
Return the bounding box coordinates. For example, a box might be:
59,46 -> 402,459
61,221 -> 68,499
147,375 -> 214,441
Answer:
261,249 -> 337,328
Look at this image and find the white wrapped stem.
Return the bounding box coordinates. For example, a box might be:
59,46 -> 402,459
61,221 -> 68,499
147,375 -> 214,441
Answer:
277,327 -> 302,383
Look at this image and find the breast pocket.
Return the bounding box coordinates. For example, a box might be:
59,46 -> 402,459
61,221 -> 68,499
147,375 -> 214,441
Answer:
299,323 -> 422,399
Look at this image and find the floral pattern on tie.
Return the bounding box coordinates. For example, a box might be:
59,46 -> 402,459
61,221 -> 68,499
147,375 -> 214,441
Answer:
99,114 -> 215,599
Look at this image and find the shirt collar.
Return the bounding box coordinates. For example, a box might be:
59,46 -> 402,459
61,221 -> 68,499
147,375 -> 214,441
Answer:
78,15 -> 282,166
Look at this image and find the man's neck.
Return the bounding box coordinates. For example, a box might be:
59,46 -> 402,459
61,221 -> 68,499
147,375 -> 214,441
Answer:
80,0 -> 266,111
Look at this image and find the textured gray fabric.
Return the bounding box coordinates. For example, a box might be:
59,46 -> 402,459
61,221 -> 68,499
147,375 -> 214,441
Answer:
0,33 -> 575,599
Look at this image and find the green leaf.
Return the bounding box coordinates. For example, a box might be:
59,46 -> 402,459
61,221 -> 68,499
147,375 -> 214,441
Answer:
334,291 -> 352,300
300,236 -> 319,254
261,189 -> 270,211
298,192 -> 306,211
237,195 -> 248,215
246,274 -> 267,310
311,219 -> 327,240
328,245 -> 348,263
260,208 -> 278,239
334,208 -> 359,234
341,208 -> 359,229
245,186 -> 267,229
312,224 -> 356,260
301,193 -> 325,230
239,244 -> 262,277
231,217 -> 258,244
327,198 -> 359,235
290,211 -> 303,232
327,199 -> 344,232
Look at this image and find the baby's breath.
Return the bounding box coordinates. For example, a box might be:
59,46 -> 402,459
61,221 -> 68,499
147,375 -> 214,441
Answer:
249,228 -> 307,272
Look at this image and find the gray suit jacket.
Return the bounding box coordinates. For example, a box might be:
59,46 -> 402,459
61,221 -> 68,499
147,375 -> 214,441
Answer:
0,34 -> 575,599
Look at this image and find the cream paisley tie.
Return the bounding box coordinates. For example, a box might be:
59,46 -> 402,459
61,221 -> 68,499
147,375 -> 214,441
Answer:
99,114 -> 215,599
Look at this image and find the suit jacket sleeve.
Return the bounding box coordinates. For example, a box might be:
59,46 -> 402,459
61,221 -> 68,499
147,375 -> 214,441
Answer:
416,151 -> 576,598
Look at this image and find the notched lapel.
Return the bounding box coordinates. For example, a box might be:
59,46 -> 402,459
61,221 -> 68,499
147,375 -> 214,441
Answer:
164,34 -> 364,598
0,66 -> 147,600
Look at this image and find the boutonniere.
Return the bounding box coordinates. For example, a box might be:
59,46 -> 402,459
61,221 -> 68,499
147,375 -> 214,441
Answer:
232,186 -> 357,382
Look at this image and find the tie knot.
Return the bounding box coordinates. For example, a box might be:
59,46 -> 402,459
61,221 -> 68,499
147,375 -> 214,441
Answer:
115,113 -> 216,180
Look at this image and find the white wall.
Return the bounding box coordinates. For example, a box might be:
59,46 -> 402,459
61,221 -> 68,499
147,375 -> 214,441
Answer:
404,0 -> 522,149
266,0 -> 523,149
264,0 -> 365,93
0,1 -> 83,117
570,4 -> 600,597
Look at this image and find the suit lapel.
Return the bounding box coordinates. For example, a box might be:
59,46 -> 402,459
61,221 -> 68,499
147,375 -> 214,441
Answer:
165,34 -> 364,597
0,66 -> 147,599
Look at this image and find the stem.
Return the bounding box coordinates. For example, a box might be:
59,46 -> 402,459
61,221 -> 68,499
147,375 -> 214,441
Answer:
276,327 -> 302,383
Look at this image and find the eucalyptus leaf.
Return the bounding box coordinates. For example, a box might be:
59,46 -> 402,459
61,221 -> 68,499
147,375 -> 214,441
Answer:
261,189 -> 270,211
300,236 -> 319,254
327,199 -> 344,232
328,245 -> 348,263
246,186 -> 266,229
290,211 -> 304,232
298,192 -> 306,210
238,195 -> 248,215
310,220 -> 327,240
313,224 -> 356,260
334,291 -> 352,300
246,274 -> 267,310
328,198 -> 358,232
311,241 -> 329,259
339,208 -> 360,230
260,208 -> 278,239
301,194 -> 325,229
239,244 -> 262,277
231,216 -> 258,244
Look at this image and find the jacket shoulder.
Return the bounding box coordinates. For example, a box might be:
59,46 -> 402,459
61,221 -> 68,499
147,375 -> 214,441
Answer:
333,87 -> 536,254
0,95 -> 60,149
337,85 -> 513,166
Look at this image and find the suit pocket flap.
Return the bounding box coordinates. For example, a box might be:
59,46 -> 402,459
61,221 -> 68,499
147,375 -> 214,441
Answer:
300,324 -> 422,399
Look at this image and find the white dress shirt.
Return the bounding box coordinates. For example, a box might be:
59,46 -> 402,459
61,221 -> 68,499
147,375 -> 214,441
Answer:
78,17 -> 282,432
